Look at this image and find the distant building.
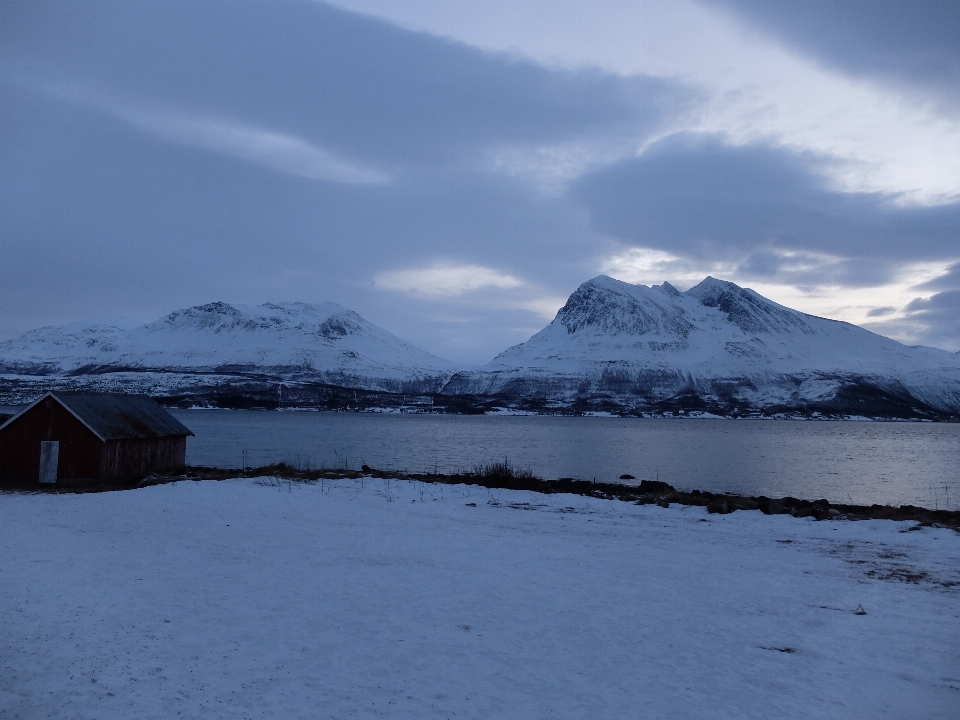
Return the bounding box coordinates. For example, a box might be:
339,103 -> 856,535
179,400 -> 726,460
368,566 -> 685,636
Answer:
0,393 -> 194,484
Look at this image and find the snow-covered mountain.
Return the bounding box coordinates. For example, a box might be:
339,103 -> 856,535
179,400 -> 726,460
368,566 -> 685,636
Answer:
0,302 -> 456,402
4,281 -> 959,417
443,276 -> 960,418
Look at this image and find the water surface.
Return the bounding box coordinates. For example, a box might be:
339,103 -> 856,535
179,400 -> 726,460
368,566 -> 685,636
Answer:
173,410 -> 960,510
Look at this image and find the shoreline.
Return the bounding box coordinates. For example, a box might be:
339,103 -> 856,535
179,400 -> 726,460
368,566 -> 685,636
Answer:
3,377 -> 959,421
4,463 -> 958,529
175,406 -> 954,422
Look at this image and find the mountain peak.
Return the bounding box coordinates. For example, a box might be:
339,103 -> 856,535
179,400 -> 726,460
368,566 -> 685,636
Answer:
659,281 -> 681,296
553,276 -> 694,337
581,275 -> 682,298
193,301 -> 241,316
685,276 -> 741,302
581,275 -> 630,291
685,277 -> 811,334
568,277 -> 817,336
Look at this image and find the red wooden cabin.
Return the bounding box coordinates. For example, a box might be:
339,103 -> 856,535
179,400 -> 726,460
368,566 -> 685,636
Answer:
0,392 -> 194,484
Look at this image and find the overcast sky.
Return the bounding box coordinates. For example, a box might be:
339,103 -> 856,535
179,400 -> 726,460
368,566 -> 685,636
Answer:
2,0 -> 959,363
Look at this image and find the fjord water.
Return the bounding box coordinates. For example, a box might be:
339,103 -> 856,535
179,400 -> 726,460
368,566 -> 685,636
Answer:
172,411 -> 960,510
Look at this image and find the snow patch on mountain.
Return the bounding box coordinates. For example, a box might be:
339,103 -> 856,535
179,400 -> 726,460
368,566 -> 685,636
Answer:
0,302 -> 455,394
445,276 -> 960,417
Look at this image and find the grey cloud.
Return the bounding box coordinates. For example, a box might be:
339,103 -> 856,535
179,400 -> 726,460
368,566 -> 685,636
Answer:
734,250 -> 898,289
914,262 -> 960,292
0,0 -> 689,362
865,291 -> 960,351
702,0 -> 960,109
905,291 -> 960,315
0,82 -> 598,360
902,288 -> 960,351
14,77 -> 391,183
108,105 -> 391,185
4,0 -> 959,360
572,134 -> 960,277
859,260 -> 960,351
2,0 -> 681,172
866,307 -> 896,318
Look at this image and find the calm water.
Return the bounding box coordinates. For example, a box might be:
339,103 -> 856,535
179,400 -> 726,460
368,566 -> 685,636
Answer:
172,410 -> 960,510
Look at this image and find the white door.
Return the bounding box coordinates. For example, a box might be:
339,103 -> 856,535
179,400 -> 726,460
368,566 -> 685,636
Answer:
39,441 -> 59,484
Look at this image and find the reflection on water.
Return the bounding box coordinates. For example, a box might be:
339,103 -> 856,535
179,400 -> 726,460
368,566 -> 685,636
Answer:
172,410 -> 960,510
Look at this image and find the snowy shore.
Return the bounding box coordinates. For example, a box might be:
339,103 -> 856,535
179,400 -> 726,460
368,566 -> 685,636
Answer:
2,478 -> 958,718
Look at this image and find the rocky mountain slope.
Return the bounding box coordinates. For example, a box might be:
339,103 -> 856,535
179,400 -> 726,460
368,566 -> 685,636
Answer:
0,302 -> 455,406
443,276 -> 960,419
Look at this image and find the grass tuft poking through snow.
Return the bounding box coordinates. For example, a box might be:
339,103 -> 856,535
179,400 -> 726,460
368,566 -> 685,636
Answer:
469,458 -> 539,482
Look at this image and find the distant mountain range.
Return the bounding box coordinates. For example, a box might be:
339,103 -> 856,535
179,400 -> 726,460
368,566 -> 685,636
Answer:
3,278 -> 959,419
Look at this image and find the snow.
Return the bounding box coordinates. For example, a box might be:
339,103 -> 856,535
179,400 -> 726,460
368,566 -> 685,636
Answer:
453,276 -> 960,413
490,276 -> 960,377
0,301 -> 455,390
2,479 -> 958,718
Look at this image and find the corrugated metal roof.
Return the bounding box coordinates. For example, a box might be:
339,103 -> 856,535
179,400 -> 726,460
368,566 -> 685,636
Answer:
36,393 -> 194,440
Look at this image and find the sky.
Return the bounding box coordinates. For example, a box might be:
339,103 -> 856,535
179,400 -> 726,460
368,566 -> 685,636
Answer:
2,0 -> 959,364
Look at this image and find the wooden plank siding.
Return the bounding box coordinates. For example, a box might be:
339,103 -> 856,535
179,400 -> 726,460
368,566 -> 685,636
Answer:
99,436 -> 187,479
0,398 -> 101,480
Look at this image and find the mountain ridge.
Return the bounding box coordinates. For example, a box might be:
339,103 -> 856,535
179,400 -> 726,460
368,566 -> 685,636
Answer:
443,275 -> 960,419
0,301 -> 456,406
2,279 -> 958,419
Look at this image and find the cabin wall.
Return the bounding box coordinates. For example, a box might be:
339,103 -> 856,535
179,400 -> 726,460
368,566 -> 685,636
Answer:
0,400 -> 102,480
99,436 -> 187,479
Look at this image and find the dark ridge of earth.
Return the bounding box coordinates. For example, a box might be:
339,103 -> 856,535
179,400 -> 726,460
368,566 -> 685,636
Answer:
3,463 -> 958,531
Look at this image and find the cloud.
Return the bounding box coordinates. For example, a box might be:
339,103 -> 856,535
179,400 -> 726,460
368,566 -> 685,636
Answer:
3,0 -> 960,358
914,261 -> 960,292
1,0 -> 679,172
703,0 -> 960,110
373,262 -> 567,324
3,0 -> 677,362
374,263 -> 525,296
486,140 -> 639,197
863,261 -> 960,350
864,291 -> 960,352
122,110 -> 390,185
513,296 -> 570,320
18,79 -> 391,184
575,134 -> 960,263
903,291 -> 960,341
328,0 -> 960,205
601,247 -> 736,289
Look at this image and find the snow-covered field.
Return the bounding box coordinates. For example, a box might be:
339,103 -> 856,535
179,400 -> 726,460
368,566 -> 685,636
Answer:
2,478 -> 958,719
